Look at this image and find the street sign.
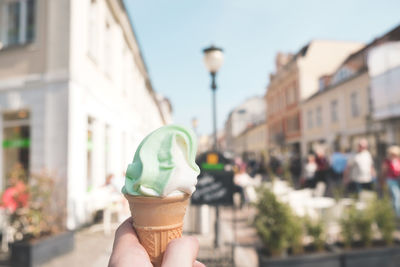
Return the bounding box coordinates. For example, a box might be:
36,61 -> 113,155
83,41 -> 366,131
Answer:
191,151 -> 234,206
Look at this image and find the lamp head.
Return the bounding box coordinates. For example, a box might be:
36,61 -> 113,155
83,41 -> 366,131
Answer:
203,45 -> 224,74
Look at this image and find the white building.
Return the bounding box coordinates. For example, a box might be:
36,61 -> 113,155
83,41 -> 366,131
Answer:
224,96 -> 266,154
368,41 -> 400,145
0,0 -> 171,229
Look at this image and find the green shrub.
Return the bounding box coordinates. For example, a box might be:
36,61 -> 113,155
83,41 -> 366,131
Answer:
340,205 -> 356,248
255,187 -> 303,256
304,217 -> 325,251
340,203 -> 374,248
288,214 -> 304,255
374,196 -> 396,245
353,205 -> 374,247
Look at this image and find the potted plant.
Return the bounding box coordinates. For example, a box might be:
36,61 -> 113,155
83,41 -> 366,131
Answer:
256,187 -> 341,267
304,217 -> 325,252
2,165 -> 74,267
339,198 -> 400,267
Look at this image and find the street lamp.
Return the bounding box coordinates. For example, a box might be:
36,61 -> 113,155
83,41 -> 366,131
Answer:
203,45 -> 224,150
203,45 -> 224,249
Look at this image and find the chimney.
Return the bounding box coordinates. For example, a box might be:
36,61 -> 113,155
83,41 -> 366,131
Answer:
275,52 -> 293,71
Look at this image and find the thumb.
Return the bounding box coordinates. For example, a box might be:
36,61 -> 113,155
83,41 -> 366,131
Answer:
161,236 -> 199,267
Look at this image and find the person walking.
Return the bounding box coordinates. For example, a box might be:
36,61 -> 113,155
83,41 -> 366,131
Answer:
290,153 -> 302,189
381,145 -> 400,218
345,139 -> 376,194
302,154 -> 317,189
314,146 -> 330,196
330,147 -> 348,192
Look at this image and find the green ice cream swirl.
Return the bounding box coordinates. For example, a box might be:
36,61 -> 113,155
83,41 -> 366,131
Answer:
122,125 -> 200,197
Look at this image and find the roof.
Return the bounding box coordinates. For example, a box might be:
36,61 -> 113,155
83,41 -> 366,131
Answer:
305,67 -> 367,103
305,23 -> 400,103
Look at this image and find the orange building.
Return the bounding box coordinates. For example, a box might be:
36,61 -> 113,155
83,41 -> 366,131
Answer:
266,41 -> 363,155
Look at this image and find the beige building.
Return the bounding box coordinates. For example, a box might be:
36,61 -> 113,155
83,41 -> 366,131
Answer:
302,71 -> 372,155
266,41 -> 363,155
224,96 -> 265,154
301,24 -> 400,158
0,0 -> 171,228
234,121 -> 267,162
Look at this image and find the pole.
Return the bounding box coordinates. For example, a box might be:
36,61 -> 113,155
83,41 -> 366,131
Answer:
211,72 -> 217,151
210,71 -> 220,248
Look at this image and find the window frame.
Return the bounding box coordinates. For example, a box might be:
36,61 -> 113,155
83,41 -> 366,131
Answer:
316,106 -> 322,127
351,91 -> 360,117
331,99 -> 338,123
307,110 -> 313,129
0,0 -> 36,50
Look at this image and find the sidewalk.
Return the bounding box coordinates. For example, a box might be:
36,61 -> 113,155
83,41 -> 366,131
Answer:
42,224 -> 117,267
0,204 -> 261,267
195,205 -> 261,267
46,206 -> 262,267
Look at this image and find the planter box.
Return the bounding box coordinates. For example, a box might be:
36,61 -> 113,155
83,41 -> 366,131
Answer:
11,231 -> 74,267
258,246 -> 400,267
258,251 -> 342,267
342,246 -> 400,267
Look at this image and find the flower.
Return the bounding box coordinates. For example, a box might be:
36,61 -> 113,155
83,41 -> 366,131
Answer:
1,181 -> 29,213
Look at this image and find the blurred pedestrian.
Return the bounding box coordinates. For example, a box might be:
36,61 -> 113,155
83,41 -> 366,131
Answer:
381,145 -> 400,217
302,154 -> 317,188
314,146 -> 329,196
345,139 -> 376,194
269,153 -> 282,177
233,158 -> 258,206
290,153 -> 302,188
330,147 -> 348,192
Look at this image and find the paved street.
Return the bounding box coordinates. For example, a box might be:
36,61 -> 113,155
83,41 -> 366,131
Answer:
39,205 -> 260,267
42,224 -> 116,267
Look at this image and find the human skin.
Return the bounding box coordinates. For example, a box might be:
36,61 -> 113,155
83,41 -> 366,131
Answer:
108,218 -> 205,267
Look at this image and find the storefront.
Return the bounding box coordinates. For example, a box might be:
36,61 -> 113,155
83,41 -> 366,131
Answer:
2,109 -> 30,188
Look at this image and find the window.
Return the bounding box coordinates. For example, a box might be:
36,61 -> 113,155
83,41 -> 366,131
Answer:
87,0 -> 98,59
332,67 -> 353,85
316,106 -> 322,127
87,117 -> 94,190
2,110 -> 30,189
0,0 -> 35,48
286,114 -> 299,133
351,92 -> 360,117
331,100 -> 338,122
104,124 -> 109,182
104,21 -> 113,76
307,110 -> 313,129
286,87 -> 295,105
319,78 -> 325,91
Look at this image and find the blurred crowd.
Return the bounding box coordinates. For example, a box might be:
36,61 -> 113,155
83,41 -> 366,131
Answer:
233,139 -> 400,219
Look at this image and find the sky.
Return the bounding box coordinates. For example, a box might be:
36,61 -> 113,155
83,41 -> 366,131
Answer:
123,0 -> 400,136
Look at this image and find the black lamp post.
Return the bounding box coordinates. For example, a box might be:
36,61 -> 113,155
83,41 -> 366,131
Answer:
203,45 -> 224,248
203,45 -> 224,151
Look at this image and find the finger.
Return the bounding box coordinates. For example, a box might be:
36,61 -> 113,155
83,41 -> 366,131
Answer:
108,218 -> 152,267
162,236 -> 199,267
194,260 -> 206,267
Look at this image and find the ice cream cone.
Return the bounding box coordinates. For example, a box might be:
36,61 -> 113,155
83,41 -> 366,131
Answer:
124,193 -> 190,267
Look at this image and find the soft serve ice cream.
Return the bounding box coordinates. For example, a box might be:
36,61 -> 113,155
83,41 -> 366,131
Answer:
122,124 -> 200,197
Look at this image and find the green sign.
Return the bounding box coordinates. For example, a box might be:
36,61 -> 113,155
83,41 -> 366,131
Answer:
87,139 -> 93,151
2,138 -> 30,148
201,162 -> 225,171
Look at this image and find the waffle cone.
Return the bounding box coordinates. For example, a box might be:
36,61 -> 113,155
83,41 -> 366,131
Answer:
124,193 -> 190,267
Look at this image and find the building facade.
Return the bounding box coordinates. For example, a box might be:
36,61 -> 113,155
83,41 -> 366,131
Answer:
234,121 -> 267,162
0,0 -> 170,229
224,96 -> 265,155
301,25 -> 400,159
301,71 -> 372,156
266,41 -> 363,155
368,41 -> 400,146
